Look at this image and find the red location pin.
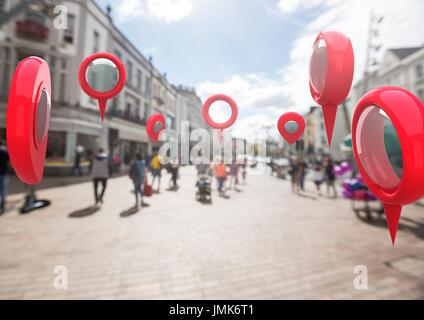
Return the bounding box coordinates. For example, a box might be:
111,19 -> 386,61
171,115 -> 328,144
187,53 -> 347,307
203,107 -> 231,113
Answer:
352,87 -> 424,245
146,114 -> 166,142
309,31 -> 354,146
202,94 -> 238,143
277,112 -> 306,144
6,57 -> 51,185
79,52 -> 126,122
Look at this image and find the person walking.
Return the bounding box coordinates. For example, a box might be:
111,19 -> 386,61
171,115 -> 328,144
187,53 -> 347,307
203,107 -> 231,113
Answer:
229,159 -> 240,191
312,163 -> 325,196
129,153 -> 148,208
241,158 -> 247,184
168,157 -> 180,190
298,159 -> 308,192
324,156 -> 338,198
91,148 -> 110,205
71,144 -> 85,176
150,151 -> 162,193
214,159 -> 228,197
0,140 -> 10,214
289,158 -> 301,194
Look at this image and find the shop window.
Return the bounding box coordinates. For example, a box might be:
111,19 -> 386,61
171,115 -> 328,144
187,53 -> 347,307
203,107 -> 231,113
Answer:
77,133 -> 98,158
46,132 -> 66,162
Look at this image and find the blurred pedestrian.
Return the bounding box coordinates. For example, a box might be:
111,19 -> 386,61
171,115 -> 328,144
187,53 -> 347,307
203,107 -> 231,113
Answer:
289,158 -> 301,194
298,158 -> 308,191
269,158 -> 276,177
229,159 -> 240,190
324,156 -> 338,198
129,153 -> 148,209
214,159 -> 227,197
91,148 -> 110,205
168,157 -> 180,190
71,144 -> 84,176
313,163 -> 324,196
241,158 -> 247,184
150,151 -> 162,193
0,140 -> 10,214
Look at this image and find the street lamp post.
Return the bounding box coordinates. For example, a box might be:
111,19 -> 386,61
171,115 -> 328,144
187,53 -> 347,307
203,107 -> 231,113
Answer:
363,12 -> 384,95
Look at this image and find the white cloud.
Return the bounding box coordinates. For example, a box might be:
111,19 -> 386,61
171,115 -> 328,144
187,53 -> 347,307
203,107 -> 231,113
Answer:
116,0 -> 193,23
282,0 -> 424,112
196,73 -> 294,138
277,0 -> 340,14
197,0 -> 424,140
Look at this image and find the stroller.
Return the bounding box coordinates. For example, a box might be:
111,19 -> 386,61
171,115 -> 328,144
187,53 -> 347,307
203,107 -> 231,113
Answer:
195,163 -> 212,203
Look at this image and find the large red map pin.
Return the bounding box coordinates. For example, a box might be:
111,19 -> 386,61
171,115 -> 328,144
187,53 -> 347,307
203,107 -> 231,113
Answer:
6,57 -> 52,185
352,87 -> 424,245
309,31 -> 354,146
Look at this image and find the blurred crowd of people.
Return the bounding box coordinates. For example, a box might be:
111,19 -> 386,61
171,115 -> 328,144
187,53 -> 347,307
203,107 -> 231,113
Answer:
269,155 -> 340,199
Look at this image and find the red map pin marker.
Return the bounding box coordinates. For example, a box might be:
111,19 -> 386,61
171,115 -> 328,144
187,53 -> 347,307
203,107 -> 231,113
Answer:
309,31 -> 354,146
277,112 -> 306,145
352,87 -> 424,245
79,52 -> 126,122
6,57 -> 51,185
146,114 -> 165,142
202,94 -> 238,143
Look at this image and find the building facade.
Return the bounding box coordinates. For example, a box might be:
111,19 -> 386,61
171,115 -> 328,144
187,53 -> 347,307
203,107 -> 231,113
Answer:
0,0 -> 204,174
302,105 -> 350,162
350,46 -> 424,114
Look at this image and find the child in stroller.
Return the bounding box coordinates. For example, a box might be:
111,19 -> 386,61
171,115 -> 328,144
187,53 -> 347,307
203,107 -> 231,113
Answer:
196,163 -> 212,203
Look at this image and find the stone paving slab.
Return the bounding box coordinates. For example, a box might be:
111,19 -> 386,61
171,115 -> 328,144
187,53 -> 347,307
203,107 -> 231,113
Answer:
0,166 -> 423,299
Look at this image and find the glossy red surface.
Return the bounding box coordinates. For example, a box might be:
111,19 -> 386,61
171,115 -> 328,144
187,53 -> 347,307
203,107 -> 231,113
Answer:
309,31 -> 354,146
6,57 -> 51,185
352,87 -> 424,244
78,52 -> 126,121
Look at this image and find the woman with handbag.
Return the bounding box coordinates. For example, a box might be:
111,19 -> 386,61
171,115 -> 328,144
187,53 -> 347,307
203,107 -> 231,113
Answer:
129,153 -> 149,209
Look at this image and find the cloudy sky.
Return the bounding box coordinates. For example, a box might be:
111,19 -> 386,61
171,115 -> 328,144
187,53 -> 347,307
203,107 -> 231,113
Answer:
95,0 -> 424,137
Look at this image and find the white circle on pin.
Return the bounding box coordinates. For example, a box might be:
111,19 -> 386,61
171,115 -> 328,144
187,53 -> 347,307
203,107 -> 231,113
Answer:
285,121 -> 299,134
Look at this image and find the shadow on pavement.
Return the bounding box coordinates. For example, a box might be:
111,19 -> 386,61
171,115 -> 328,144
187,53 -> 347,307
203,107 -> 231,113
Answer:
297,193 -> 317,201
68,205 -> 100,218
120,206 -> 140,218
359,215 -> 424,241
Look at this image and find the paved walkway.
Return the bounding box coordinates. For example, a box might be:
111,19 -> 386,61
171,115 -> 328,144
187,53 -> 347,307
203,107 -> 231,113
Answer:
1,166 -> 424,299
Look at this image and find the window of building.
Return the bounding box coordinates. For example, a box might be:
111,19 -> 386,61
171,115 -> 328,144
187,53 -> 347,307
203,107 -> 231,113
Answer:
1,47 -> 10,95
49,56 -> 56,99
63,14 -> 75,44
418,89 -> 424,103
137,69 -> 142,91
0,0 -> 7,16
77,133 -> 98,157
125,102 -> 132,117
416,64 -> 424,80
46,131 -> 66,161
144,102 -> 149,120
93,31 -> 100,52
145,76 -> 151,95
126,61 -> 133,86
25,10 -> 45,25
58,59 -> 67,102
